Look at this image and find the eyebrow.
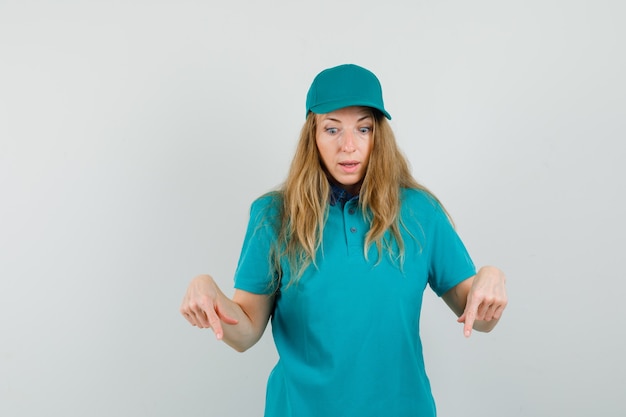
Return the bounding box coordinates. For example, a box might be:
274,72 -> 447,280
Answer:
322,115 -> 373,123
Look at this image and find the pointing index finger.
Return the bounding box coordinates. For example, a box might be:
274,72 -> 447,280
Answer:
206,309 -> 225,340
461,298 -> 480,338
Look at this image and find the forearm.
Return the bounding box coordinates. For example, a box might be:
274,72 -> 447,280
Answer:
442,266 -> 507,337
217,296 -> 268,352
180,276 -> 273,352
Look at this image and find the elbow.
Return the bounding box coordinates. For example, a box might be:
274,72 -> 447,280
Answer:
223,334 -> 262,353
232,340 -> 256,353
224,339 -> 254,353
233,345 -> 249,353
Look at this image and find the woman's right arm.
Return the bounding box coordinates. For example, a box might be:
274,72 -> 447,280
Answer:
180,274 -> 275,352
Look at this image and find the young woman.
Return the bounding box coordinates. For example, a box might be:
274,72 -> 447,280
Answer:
180,64 -> 507,417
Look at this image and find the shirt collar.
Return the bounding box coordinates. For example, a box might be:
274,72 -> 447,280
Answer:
329,183 -> 359,207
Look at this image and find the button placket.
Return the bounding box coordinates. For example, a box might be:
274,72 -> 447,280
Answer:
344,202 -> 362,253
347,203 -> 357,234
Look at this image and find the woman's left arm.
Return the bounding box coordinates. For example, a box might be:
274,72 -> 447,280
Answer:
441,265 -> 508,337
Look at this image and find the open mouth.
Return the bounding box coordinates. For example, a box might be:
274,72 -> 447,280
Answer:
339,161 -> 359,172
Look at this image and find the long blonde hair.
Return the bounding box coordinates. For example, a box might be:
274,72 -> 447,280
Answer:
269,109 -> 444,285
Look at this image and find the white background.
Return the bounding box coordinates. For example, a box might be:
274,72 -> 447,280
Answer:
1,1 -> 624,416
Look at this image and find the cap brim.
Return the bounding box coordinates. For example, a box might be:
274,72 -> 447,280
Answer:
309,100 -> 392,120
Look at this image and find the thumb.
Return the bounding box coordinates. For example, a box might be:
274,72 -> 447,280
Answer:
216,303 -> 239,325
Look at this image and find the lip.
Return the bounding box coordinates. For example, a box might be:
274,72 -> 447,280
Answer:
338,160 -> 360,173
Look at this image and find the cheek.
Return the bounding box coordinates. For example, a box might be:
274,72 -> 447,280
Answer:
315,141 -> 332,167
316,137 -> 335,155
363,139 -> 374,160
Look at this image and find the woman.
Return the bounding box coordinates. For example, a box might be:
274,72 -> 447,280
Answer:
180,64 -> 507,417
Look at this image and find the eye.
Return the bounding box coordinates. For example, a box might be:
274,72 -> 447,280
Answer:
359,126 -> 372,134
325,127 -> 339,135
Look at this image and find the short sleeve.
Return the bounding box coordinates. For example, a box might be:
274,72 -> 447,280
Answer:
233,195 -> 280,295
426,200 -> 476,297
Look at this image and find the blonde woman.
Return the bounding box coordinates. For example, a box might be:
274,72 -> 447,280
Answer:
180,64 -> 507,417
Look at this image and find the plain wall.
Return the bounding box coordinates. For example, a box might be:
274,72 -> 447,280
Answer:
1,1 -> 624,416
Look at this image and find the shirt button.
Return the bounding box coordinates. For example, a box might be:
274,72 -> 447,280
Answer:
348,208 -> 355,215
350,227 -> 357,233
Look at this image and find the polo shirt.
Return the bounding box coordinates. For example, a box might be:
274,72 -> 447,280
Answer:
234,187 -> 476,417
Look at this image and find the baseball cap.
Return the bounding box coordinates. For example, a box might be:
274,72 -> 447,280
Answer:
305,64 -> 392,120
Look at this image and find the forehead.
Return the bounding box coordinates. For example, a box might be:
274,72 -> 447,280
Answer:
316,106 -> 373,122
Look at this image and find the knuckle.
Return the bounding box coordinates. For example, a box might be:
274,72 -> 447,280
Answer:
198,295 -> 214,309
483,295 -> 496,305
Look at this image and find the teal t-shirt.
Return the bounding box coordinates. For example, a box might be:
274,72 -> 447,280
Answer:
234,188 -> 476,417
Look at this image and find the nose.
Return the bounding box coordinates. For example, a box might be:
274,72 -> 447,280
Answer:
341,129 -> 356,152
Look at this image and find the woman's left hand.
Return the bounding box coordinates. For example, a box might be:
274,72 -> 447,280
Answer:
457,266 -> 508,337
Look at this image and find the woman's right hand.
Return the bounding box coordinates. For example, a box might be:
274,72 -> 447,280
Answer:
180,274 -> 239,340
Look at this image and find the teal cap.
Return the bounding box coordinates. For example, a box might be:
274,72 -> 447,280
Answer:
305,64 -> 391,120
